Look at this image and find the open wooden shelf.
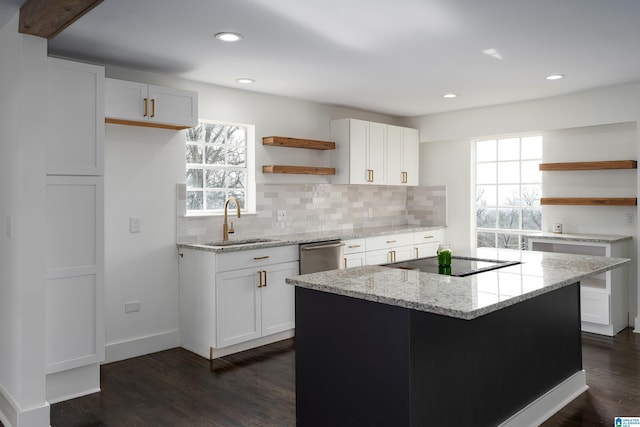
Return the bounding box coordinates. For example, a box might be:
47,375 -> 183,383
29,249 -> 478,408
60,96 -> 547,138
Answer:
262,136 -> 335,150
541,198 -> 637,206
262,165 -> 336,175
539,160 -> 637,171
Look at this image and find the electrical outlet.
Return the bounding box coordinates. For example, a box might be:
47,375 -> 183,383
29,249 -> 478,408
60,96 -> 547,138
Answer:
277,210 -> 286,221
125,301 -> 141,313
130,216 -> 141,233
625,212 -> 635,225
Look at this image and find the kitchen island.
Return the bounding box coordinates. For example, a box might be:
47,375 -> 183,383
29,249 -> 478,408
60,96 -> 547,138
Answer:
286,248 -> 629,427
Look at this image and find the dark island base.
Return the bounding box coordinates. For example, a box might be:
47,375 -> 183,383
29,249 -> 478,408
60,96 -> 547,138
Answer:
295,283 -> 583,426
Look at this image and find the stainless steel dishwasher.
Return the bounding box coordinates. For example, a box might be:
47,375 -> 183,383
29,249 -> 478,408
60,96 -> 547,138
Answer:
299,240 -> 345,274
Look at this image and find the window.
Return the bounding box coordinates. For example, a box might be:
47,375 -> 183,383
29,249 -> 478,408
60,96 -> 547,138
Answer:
186,120 -> 255,214
475,136 -> 542,249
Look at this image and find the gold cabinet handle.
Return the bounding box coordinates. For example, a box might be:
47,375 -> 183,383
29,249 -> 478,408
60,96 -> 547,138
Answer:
371,169 -> 374,182
423,235 -> 434,239
402,171 -> 408,183
390,250 -> 396,262
151,98 -> 155,118
344,258 -> 347,268
348,245 -> 361,249
254,255 -> 270,260
257,270 -> 267,288
143,98 -> 148,117
415,247 -> 419,258
366,169 -> 373,182
386,240 -> 397,244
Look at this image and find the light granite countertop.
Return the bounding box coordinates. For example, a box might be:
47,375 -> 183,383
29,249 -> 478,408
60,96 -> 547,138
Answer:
178,224 -> 444,252
286,247 -> 629,320
525,232 -> 633,244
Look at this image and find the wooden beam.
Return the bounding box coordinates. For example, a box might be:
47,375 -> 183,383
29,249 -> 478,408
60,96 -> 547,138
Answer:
20,0 -> 103,39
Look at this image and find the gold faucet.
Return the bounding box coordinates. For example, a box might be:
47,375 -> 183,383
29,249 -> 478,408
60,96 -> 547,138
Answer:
223,197 -> 241,241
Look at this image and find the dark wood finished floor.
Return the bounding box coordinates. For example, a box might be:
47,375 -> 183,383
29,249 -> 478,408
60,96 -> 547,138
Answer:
44,328 -> 639,426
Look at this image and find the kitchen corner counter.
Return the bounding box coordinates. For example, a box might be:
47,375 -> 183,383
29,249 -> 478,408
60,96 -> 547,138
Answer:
525,232 -> 633,244
177,224 -> 444,253
286,248 -> 629,320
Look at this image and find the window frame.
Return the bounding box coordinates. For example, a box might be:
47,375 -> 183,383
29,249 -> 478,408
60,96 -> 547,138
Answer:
185,119 -> 256,216
473,135 -> 542,250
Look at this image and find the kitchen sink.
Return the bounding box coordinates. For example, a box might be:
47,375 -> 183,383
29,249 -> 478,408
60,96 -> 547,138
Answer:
202,238 -> 278,247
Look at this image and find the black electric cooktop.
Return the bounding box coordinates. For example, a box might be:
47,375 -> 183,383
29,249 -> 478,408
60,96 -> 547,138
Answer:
382,256 -> 521,277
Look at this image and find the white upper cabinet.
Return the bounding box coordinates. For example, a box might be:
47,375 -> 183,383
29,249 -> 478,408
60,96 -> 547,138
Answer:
387,125 -> 419,186
47,57 -> 105,176
331,118 -> 387,185
105,78 -> 198,130
330,118 -> 418,186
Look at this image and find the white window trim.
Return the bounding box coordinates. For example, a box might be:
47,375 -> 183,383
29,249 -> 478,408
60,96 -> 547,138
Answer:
185,119 -> 256,216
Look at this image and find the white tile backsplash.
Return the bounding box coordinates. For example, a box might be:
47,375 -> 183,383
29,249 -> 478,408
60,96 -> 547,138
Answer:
177,183 -> 446,243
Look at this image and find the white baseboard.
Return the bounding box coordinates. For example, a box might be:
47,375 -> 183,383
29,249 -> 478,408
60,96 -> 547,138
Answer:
0,383 -> 50,427
499,370 -> 588,427
47,363 -> 100,404
105,329 -> 180,364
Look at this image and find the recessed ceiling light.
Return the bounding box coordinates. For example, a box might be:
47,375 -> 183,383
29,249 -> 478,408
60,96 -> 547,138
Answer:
236,78 -> 255,84
443,93 -> 457,99
546,74 -> 565,80
215,32 -> 243,42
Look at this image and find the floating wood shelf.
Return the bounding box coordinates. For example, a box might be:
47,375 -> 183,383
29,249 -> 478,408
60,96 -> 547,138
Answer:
262,165 -> 336,175
105,117 -> 192,131
541,198 -> 637,206
539,160 -> 637,171
262,136 -> 335,150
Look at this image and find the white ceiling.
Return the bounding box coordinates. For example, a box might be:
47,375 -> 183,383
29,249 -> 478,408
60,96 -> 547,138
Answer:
6,0 -> 640,117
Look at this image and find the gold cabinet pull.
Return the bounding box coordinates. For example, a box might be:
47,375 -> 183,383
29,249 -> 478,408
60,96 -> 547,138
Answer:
415,247 -> 419,258
366,169 -> 374,182
390,250 -> 396,262
371,169 -> 374,182
423,235 -> 434,239
257,270 -> 267,288
254,255 -> 270,260
386,240 -> 397,244
151,98 -> 155,118
348,245 -> 361,249
401,171 -> 408,183
344,258 -> 347,268
143,98 -> 148,117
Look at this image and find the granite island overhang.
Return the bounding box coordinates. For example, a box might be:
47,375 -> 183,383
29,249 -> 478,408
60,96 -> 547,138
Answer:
286,248 -> 629,427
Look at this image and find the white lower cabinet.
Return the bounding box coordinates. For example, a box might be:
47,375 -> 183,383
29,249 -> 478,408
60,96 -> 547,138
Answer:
365,232 -> 421,265
527,233 -> 630,336
179,245 -> 298,358
216,261 -> 298,348
343,238 -> 366,268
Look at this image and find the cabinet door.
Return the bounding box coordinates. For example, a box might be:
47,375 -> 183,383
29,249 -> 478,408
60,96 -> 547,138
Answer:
344,253 -> 365,268
261,261 -> 298,336
47,58 -> 104,175
148,84 -> 198,128
105,78 -> 148,122
366,249 -> 392,265
349,119 -> 369,185
393,246 -> 416,262
368,121 -> 386,184
45,176 -> 104,373
386,125 -> 404,185
387,125 -> 418,186
216,268 -> 262,348
402,127 -> 419,186
414,243 -> 439,259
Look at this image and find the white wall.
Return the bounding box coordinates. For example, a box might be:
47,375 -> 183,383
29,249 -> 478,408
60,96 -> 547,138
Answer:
102,65 -> 401,361
0,13 -> 50,427
406,84 -> 640,329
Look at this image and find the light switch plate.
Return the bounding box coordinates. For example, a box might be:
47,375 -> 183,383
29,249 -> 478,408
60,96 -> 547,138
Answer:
130,216 -> 141,233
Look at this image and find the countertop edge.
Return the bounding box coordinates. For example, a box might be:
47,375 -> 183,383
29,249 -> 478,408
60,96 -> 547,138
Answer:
178,225 -> 446,253
525,232 -> 633,243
